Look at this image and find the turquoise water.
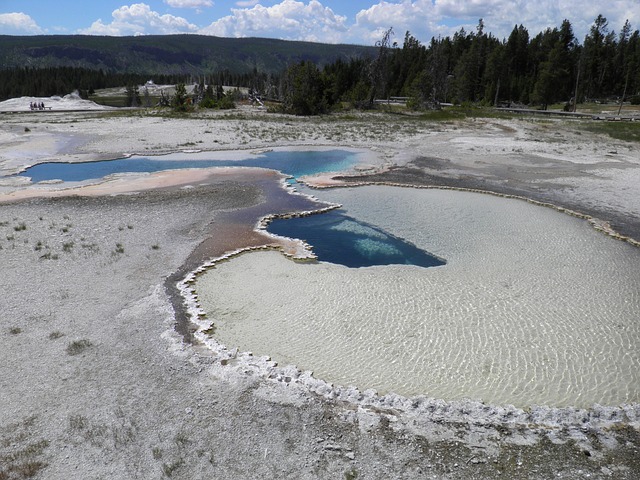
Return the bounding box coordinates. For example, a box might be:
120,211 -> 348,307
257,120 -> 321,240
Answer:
15,149 -> 358,183
268,209 -> 446,268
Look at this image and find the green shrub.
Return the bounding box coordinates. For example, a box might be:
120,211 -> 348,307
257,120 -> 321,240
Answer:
200,95 -> 235,110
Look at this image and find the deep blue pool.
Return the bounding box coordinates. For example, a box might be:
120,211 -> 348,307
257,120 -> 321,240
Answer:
267,209 -> 446,268
16,150 -> 358,183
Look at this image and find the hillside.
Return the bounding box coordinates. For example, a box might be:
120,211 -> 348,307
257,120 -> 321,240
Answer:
0,34 -> 375,75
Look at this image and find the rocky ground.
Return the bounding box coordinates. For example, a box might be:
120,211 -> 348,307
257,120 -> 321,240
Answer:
0,106 -> 639,479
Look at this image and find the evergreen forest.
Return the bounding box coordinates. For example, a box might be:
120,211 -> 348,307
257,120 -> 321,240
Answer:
278,15 -> 640,114
1,15 -> 638,114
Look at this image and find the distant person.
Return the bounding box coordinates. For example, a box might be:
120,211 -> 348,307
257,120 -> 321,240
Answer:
40,102 -> 45,110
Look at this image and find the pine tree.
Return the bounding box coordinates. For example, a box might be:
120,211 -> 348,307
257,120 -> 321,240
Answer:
583,15 -> 610,99
172,83 -> 189,111
281,61 -> 328,115
125,84 -> 141,107
367,27 -> 395,105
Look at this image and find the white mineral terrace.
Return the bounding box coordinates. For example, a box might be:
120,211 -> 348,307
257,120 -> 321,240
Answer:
193,185 -> 640,409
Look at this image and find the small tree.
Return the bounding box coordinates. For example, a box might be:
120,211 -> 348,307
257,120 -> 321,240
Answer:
125,84 -> 141,107
200,84 -> 216,108
193,80 -> 206,105
347,80 -> 371,109
172,83 -> 189,111
199,84 -> 235,110
217,93 -> 235,110
281,61 -> 328,115
143,86 -> 152,107
408,70 -> 436,110
368,27 -> 395,106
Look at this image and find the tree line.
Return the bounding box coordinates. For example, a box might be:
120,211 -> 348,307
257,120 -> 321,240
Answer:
0,67 -> 183,100
275,15 -> 639,114
0,66 -> 271,101
2,15 -> 637,115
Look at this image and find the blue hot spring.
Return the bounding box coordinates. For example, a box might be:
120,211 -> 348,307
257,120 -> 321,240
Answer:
267,209 -> 446,268
15,149 -> 358,183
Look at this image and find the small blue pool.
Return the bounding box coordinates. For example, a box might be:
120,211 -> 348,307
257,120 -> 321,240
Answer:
267,209 -> 446,268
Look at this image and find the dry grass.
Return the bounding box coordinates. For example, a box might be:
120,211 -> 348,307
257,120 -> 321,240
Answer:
66,339 -> 93,356
0,418 -> 49,479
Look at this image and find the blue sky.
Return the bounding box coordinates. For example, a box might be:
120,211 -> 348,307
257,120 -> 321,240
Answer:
1,1 -> 638,45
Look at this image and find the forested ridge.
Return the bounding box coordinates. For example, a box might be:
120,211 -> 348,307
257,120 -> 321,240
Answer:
0,33 -> 373,100
1,15 -> 638,111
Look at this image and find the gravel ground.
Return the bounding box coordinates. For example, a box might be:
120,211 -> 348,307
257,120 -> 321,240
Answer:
0,108 -> 638,479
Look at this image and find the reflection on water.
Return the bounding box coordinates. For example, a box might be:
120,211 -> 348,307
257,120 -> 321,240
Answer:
196,186 -> 640,408
267,209 -> 446,268
15,149 -> 358,183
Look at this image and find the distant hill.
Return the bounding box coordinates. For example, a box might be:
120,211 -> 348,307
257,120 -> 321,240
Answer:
0,35 -> 376,75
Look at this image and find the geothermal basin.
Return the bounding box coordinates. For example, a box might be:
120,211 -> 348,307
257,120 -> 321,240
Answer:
12,146 -> 638,409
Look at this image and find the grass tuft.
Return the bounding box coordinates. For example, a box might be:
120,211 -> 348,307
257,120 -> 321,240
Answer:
66,339 -> 93,356
162,459 -> 184,477
0,438 -> 49,480
580,121 -> 640,142
152,447 -> 163,460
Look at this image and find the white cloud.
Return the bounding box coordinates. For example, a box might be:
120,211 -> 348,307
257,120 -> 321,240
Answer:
0,12 -> 44,34
164,0 -> 214,9
8,0 -> 636,46
78,3 -> 198,36
352,1 -> 640,45
353,0 -> 439,44
435,0 -> 503,19
199,0 -> 348,43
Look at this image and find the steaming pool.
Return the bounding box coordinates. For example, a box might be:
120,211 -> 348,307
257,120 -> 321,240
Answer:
195,184 -> 640,408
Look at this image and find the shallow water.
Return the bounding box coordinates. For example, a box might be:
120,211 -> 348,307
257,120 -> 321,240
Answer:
15,149 -> 358,183
196,185 -> 640,408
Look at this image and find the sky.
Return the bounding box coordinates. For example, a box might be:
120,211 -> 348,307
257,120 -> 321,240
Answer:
1,0 -> 639,46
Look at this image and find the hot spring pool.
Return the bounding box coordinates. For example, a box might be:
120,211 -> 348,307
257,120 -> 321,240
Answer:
15,149 -> 359,183
195,185 -> 640,408
267,209 -> 446,268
